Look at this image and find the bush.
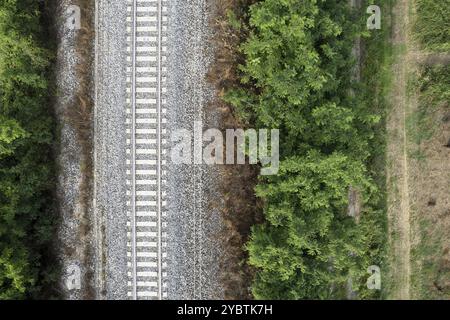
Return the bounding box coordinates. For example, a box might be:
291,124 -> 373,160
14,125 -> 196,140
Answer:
0,0 -> 56,299
225,0 -> 385,299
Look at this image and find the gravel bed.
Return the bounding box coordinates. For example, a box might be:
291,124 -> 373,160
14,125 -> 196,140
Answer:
94,0 -> 128,300
166,0 -> 225,300
55,0 -> 94,300
94,0 -> 224,300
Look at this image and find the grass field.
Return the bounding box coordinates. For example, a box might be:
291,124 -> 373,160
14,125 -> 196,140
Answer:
382,0 -> 450,299
408,63 -> 450,299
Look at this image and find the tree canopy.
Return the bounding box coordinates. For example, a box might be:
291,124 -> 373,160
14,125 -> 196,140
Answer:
0,0 -> 55,299
226,0 -> 385,299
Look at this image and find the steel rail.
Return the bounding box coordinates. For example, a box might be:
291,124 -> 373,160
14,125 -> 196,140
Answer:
156,0 -> 163,300
130,0 -> 138,301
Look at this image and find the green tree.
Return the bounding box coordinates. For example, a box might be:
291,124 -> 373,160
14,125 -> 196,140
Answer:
0,0 -> 55,299
247,152 -> 377,299
225,0 -> 386,299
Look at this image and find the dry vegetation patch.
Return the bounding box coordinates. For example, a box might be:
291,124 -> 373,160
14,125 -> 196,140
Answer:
61,0 -> 96,299
207,0 -> 261,299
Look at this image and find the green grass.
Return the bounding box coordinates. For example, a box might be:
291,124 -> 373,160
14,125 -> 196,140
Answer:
414,0 -> 450,52
408,64 -> 450,147
360,0 -> 396,299
362,0 -> 450,300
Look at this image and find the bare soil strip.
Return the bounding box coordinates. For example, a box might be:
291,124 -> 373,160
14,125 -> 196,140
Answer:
386,0 -> 412,299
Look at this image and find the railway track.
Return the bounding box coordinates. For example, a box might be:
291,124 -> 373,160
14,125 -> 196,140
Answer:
126,0 -> 168,300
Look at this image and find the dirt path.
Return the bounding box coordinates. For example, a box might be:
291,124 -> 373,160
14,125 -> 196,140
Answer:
386,0 -> 412,299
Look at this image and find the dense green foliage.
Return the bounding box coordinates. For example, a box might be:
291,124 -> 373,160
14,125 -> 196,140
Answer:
0,0 -> 55,299
414,0 -> 450,52
226,0 -> 386,299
